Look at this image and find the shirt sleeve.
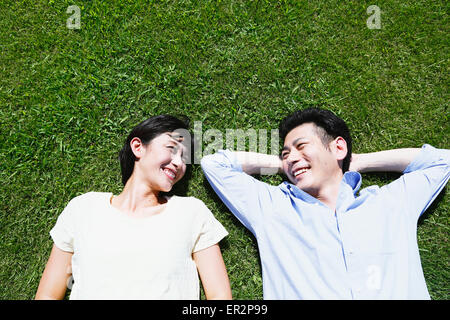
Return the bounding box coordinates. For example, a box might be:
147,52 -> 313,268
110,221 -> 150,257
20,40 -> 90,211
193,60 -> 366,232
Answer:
192,199 -> 229,253
381,144 -> 449,222
50,198 -> 77,253
201,150 -> 276,235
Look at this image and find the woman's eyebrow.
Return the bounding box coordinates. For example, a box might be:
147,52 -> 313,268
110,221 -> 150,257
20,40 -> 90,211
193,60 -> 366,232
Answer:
167,133 -> 185,143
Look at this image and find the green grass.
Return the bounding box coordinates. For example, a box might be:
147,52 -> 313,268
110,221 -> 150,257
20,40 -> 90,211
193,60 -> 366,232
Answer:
0,0 -> 448,299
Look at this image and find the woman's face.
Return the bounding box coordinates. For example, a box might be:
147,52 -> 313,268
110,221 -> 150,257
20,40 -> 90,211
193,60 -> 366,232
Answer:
132,132 -> 188,193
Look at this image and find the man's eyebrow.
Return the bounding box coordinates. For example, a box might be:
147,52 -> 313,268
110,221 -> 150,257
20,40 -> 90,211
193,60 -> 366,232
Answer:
280,138 -> 306,155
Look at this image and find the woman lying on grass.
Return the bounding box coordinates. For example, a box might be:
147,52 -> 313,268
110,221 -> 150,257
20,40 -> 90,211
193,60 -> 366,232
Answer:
36,115 -> 232,300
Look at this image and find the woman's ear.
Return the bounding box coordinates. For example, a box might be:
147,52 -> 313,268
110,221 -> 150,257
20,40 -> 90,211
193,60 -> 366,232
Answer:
130,137 -> 145,159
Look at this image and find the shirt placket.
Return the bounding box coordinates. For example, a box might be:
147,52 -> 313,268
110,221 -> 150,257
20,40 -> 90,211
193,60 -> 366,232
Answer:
335,189 -> 362,299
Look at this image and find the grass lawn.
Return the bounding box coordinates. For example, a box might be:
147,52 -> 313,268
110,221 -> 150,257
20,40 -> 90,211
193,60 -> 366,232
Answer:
0,0 -> 448,299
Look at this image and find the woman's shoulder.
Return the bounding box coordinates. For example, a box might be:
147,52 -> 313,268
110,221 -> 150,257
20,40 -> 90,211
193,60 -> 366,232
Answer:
67,191 -> 112,208
169,195 -> 207,208
168,195 -> 214,217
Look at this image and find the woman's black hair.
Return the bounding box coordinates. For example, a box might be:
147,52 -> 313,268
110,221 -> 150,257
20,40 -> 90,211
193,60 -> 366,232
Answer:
119,114 -> 190,185
279,108 -> 352,173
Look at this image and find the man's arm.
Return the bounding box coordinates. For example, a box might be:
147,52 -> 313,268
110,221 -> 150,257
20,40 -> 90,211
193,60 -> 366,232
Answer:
354,145 -> 449,221
234,151 -> 283,175
237,148 -> 423,175
201,150 -> 281,233
349,148 -> 422,173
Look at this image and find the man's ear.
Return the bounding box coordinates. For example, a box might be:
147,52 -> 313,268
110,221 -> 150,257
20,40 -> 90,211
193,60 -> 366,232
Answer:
332,136 -> 348,161
130,137 -> 145,160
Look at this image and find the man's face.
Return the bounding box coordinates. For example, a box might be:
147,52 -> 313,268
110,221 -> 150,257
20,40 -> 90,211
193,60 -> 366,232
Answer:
281,123 -> 343,197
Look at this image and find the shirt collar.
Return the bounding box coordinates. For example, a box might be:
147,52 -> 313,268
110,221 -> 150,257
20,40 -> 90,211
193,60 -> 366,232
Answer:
342,171 -> 362,195
280,171 -> 363,201
280,182 -> 319,204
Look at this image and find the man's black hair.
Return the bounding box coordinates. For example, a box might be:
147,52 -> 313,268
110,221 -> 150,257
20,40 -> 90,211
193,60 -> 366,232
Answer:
279,107 -> 352,173
119,115 -> 190,185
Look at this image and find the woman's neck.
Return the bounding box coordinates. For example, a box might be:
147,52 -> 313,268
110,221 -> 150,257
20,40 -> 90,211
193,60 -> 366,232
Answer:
112,175 -> 166,214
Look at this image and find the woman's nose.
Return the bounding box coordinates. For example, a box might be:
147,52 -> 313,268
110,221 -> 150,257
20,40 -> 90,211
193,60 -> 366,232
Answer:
171,150 -> 183,167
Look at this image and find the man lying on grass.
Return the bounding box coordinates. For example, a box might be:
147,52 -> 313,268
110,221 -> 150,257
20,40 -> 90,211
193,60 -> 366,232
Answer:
201,107 -> 449,299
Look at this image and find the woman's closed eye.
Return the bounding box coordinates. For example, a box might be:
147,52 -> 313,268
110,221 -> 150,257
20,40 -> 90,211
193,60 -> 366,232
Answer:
167,144 -> 188,162
167,144 -> 177,151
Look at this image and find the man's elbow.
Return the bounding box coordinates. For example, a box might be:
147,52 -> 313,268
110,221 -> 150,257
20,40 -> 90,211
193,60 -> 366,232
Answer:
200,154 -> 213,169
200,152 -> 225,172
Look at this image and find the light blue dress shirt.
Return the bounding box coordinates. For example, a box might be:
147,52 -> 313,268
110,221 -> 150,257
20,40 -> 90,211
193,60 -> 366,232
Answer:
201,144 -> 449,299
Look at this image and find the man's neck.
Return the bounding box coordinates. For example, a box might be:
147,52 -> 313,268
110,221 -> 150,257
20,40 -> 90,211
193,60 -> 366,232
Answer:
302,173 -> 343,212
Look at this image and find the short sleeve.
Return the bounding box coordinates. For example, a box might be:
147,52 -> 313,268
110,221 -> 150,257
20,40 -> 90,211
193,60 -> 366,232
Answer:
192,199 -> 228,253
50,198 -> 77,252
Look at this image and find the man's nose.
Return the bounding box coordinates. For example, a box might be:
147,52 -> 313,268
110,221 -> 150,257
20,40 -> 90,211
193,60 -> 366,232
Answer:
286,149 -> 301,164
